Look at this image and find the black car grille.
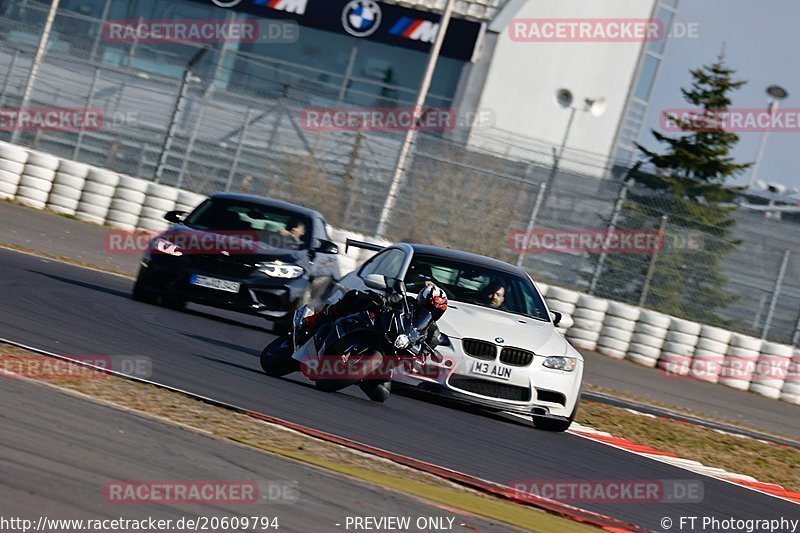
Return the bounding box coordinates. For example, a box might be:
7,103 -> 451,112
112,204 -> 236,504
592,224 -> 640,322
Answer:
189,255 -> 253,278
448,375 -> 531,402
462,339 -> 497,360
536,389 -> 566,406
500,347 -> 535,367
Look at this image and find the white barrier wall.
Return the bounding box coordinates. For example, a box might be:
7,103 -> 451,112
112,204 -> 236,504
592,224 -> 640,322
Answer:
2,140 -> 798,405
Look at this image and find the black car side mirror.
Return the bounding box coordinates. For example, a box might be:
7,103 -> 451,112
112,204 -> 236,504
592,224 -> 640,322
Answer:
164,210 -> 187,224
314,239 -> 339,254
551,311 -> 563,327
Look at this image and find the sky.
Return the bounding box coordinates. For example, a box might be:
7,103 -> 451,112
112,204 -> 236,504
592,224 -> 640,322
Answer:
639,0 -> 800,190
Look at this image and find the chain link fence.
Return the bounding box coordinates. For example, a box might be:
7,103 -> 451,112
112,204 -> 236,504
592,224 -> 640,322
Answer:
1,2 -> 798,344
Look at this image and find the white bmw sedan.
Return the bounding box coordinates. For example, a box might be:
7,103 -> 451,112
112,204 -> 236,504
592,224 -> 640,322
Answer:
326,241 -> 583,431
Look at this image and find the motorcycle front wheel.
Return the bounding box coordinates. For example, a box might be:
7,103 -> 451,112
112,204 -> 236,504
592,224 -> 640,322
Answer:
260,335 -> 299,377
312,335 -> 386,395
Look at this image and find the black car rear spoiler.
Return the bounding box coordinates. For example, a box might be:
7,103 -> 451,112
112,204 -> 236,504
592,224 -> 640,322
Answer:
345,238 -> 386,254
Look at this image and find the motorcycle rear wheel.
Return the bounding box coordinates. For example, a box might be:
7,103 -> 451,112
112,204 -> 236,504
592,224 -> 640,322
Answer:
359,380 -> 392,403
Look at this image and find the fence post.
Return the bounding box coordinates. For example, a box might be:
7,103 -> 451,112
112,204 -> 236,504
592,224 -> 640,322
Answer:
0,49 -> 21,109
761,249 -> 790,340
337,46 -> 358,105
791,307 -> 800,347
154,47 -> 207,184
638,214 -> 668,307
89,0 -> 112,63
225,107 -> 255,192
515,182 -> 547,268
73,67 -> 100,160
11,0 -> 61,145
177,105 -> 207,189
588,180 -> 631,294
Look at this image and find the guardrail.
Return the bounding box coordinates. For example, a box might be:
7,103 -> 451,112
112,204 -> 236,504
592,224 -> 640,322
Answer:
0,140 -> 797,406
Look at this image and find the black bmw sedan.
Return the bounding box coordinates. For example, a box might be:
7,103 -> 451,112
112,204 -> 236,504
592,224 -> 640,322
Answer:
132,193 -> 339,331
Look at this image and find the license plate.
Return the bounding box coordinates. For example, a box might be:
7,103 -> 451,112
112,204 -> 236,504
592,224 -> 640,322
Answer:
190,275 -> 240,293
470,360 -> 512,381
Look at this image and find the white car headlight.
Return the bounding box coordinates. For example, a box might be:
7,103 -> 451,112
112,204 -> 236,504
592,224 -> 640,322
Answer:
542,356 -> 577,372
257,262 -> 305,279
154,238 -> 183,256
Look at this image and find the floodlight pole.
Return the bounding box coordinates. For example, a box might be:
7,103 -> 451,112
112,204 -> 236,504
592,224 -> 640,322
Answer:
375,0 -> 456,239
11,0 -> 61,144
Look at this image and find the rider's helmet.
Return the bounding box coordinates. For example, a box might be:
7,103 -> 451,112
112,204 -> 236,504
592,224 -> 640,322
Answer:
417,284 -> 448,320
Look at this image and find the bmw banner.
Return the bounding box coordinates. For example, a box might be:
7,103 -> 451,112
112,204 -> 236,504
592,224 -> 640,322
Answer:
203,0 -> 484,61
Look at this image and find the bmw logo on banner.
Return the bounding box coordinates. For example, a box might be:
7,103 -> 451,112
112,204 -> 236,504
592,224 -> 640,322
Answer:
342,0 -> 382,37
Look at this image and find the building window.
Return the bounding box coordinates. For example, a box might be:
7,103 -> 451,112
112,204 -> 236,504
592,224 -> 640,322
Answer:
633,54 -> 660,102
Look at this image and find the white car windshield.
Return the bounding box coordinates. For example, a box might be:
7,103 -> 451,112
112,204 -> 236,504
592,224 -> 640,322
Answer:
404,254 -> 550,321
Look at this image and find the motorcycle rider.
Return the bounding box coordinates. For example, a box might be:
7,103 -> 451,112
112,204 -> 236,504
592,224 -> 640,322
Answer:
299,284 -> 448,348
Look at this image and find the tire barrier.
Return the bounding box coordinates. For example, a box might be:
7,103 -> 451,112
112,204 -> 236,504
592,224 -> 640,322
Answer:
15,151 -> 59,209
720,334 -> 762,391
566,295 -> 609,351
105,175 -> 149,232
175,190 -> 207,215
75,168 -> 119,225
46,160 -> 90,215
6,141 -> 800,405
657,318 -> 701,377
779,349 -> 800,405
544,286 -> 580,336
596,301 -> 640,360
749,341 -> 794,399
625,310 -> 671,368
137,183 -> 179,233
689,325 -> 732,383
536,282 -> 549,297
0,142 -> 28,200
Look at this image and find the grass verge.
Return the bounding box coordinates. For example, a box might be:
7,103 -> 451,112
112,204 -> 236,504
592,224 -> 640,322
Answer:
577,401 -> 800,491
0,345 -> 597,533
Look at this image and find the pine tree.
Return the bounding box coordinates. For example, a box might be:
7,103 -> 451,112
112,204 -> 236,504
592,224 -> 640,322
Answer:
592,55 -> 750,325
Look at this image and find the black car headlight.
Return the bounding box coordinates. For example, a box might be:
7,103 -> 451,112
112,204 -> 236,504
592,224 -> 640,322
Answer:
256,261 -> 305,279
542,356 -> 577,372
153,237 -> 183,257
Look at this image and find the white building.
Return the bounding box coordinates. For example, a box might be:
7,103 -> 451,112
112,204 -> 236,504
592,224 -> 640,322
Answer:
454,0 -> 680,178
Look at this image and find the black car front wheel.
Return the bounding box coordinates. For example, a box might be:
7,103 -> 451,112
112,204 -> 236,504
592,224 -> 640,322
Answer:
132,277 -> 157,304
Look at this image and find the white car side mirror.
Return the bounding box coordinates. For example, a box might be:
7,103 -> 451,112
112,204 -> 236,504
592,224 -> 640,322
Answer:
550,311 -> 573,329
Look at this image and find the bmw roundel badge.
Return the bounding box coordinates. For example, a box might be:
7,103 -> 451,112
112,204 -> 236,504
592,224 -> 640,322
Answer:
342,0 -> 382,37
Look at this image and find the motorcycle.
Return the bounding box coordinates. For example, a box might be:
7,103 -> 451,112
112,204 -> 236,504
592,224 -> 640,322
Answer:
260,275 -> 443,403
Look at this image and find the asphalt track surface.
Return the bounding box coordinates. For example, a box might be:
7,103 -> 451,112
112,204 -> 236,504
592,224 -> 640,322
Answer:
2,249 -> 798,531
3,201 -> 799,441
0,377 -> 514,533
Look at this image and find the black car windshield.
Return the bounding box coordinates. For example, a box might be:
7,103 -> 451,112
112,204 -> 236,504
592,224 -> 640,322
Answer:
404,254 -> 550,321
183,198 -> 312,250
